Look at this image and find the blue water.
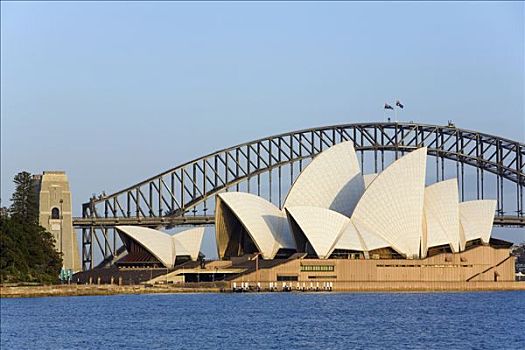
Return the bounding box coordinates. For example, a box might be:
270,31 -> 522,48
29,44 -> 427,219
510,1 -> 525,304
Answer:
1,292 -> 524,349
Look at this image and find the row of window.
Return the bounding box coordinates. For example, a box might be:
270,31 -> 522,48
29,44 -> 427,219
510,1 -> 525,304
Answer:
300,265 -> 335,272
308,275 -> 337,279
277,275 -> 339,281
276,275 -> 298,281
376,264 -> 474,268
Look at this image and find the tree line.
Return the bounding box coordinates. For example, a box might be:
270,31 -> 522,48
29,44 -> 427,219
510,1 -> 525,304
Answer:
0,171 -> 62,284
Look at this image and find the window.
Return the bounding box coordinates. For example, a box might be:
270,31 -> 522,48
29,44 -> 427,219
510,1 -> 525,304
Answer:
376,264 -> 473,268
51,207 -> 60,220
300,265 -> 335,272
308,275 -> 337,279
277,275 -> 298,281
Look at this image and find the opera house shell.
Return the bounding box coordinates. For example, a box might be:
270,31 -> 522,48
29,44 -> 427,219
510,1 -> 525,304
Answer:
215,141 -> 501,261
115,226 -> 205,268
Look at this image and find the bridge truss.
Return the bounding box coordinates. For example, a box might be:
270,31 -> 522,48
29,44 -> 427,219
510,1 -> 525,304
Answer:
75,122 -> 525,270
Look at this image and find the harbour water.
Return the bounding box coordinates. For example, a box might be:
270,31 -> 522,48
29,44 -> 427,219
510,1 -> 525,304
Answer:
1,291 -> 524,349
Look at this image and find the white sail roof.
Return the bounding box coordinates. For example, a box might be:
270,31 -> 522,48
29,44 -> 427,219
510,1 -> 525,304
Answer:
351,148 -> 427,258
363,173 -> 378,189
116,226 -> 206,268
217,192 -> 295,259
116,226 -> 175,267
285,206 -> 389,255
334,220 -> 365,252
283,141 -> 365,217
285,206 -> 348,259
459,200 -> 496,244
350,219 -> 391,252
459,224 -> 467,251
423,179 -> 461,255
172,227 -> 205,261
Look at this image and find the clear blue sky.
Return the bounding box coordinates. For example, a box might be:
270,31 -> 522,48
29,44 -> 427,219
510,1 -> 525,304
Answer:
1,2 -> 524,251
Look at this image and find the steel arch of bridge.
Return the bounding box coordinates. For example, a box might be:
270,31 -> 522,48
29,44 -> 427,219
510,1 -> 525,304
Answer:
76,122 -> 525,270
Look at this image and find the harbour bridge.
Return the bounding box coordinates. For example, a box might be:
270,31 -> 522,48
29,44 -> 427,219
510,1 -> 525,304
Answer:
73,122 -> 525,271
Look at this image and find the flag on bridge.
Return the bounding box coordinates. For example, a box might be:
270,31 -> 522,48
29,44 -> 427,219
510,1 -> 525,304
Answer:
396,100 -> 404,109
384,103 -> 394,110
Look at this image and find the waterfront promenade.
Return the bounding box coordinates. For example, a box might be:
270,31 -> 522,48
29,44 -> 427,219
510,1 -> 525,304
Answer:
1,281 -> 524,298
0,283 -> 226,298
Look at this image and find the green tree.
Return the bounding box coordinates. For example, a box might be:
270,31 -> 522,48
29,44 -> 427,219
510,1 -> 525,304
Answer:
0,172 -> 62,284
9,171 -> 38,224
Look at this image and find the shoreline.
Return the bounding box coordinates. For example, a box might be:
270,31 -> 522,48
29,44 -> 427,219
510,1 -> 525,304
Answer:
2,282 -> 524,298
0,284 -> 225,298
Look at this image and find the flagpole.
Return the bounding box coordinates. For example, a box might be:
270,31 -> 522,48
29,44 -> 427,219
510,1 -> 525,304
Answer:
394,100 -> 403,122
384,103 -> 394,122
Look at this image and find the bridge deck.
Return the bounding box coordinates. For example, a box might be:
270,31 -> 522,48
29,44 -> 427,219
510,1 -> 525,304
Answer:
73,215 -> 523,227
73,215 -> 215,227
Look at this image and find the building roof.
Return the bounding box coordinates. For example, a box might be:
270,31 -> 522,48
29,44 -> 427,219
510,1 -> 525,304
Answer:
283,141 -> 365,217
351,220 -> 391,252
115,226 -> 204,268
285,206 -> 349,259
351,148 -> 427,258
116,226 -> 175,267
172,227 -> 205,261
459,200 -> 497,244
334,219 -> 366,252
216,192 -> 295,259
423,179 -> 461,255
214,141 -> 498,260
363,173 -> 378,189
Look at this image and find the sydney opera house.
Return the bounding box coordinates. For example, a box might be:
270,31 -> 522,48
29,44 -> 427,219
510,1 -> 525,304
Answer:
104,142 -> 515,288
